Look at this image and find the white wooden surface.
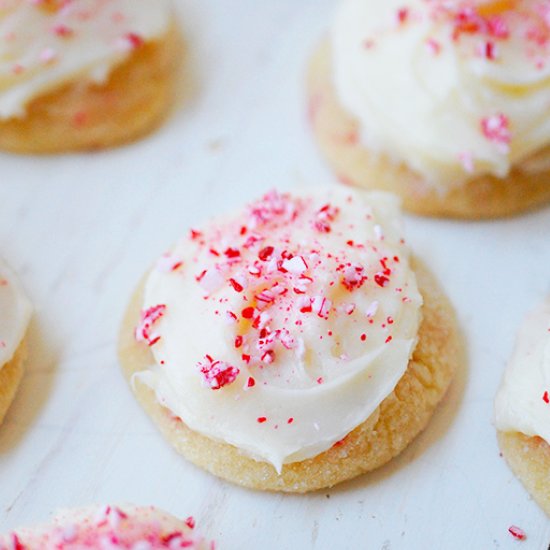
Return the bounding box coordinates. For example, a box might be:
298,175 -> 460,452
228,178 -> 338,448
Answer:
1,1 -> 550,548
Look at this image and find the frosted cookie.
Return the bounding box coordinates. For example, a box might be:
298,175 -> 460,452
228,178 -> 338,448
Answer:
495,298 -> 550,516
0,257 -> 31,425
308,0 -> 550,218
0,504 -> 214,549
119,188 -> 459,492
0,0 -> 179,154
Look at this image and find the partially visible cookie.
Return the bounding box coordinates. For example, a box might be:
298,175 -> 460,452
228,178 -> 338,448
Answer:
0,0 -> 181,154
0,343 -> 27,426
0,505 -> 214,549
495,298 -> 550,516
0,258 -> 31,425
307,1 -> 550,219
119,188 -> 459,492
497,432 -> 550,517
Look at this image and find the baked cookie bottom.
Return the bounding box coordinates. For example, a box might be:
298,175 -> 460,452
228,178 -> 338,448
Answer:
0,341 -> 27,425
307,41 -> 550,220
119,260 -> 459,493
0,25 -> 181,154
497,431 -> 550,516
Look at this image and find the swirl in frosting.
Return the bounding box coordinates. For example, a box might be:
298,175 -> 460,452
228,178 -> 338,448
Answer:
0,256 -> 31,369
495,298 -> 550,444
332,0 -> 550,189
0,0 -> 172,119
136,188 -> 422,471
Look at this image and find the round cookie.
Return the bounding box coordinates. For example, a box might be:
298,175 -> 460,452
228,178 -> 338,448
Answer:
0,504 -> 213,549
0,258 -> 31,425
495,298 -> 550,516
308,1 -> 550,219
0,1 -> 181,154
119,190 -> 459,493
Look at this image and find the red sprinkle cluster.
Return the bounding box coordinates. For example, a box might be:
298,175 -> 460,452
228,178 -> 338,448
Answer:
448,5 -> 510,42
135,304 -> 166,347
422,0 -> 549,52
197,355 -> 240,390
508,525 -> 527,540
180,191 -> 403,395
313,203 -> 340,233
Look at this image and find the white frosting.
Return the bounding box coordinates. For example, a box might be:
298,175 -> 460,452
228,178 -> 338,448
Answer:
137,188 -> 423,472
0,0 -> 172,119
495,298 -> 550,444
332,0 -> 550,190
0,256 -> 31,369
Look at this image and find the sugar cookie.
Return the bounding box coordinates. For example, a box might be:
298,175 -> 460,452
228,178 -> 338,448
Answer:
119,188 -> 459,492
0,0 -> 179,153
308,0 -> 550,218
495,298 -> 550,516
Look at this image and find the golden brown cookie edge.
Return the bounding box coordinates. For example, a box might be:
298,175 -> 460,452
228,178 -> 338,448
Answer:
118,259 -> 459,493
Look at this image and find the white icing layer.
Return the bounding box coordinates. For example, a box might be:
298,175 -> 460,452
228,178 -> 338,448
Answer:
137,188 -> 422,471
0,0 -> 172,119
0,256 -> 31,369
495,298 -> 550,444
332,0 -> 550,190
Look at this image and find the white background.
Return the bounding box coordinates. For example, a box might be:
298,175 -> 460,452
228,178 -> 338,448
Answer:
1,1 -> 549,548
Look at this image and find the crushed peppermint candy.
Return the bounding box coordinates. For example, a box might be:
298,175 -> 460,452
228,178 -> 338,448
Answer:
197,356 -> 240,390
141,189 -> 419,446
117,32 -> 145,51
508,525 -> 526,540
156,253 -> 184,273
149,191 -> 413,374
135,304 -> 166,347
425,1 -> 550,70
396,7 -> 409,25
481,113 -> 511,150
